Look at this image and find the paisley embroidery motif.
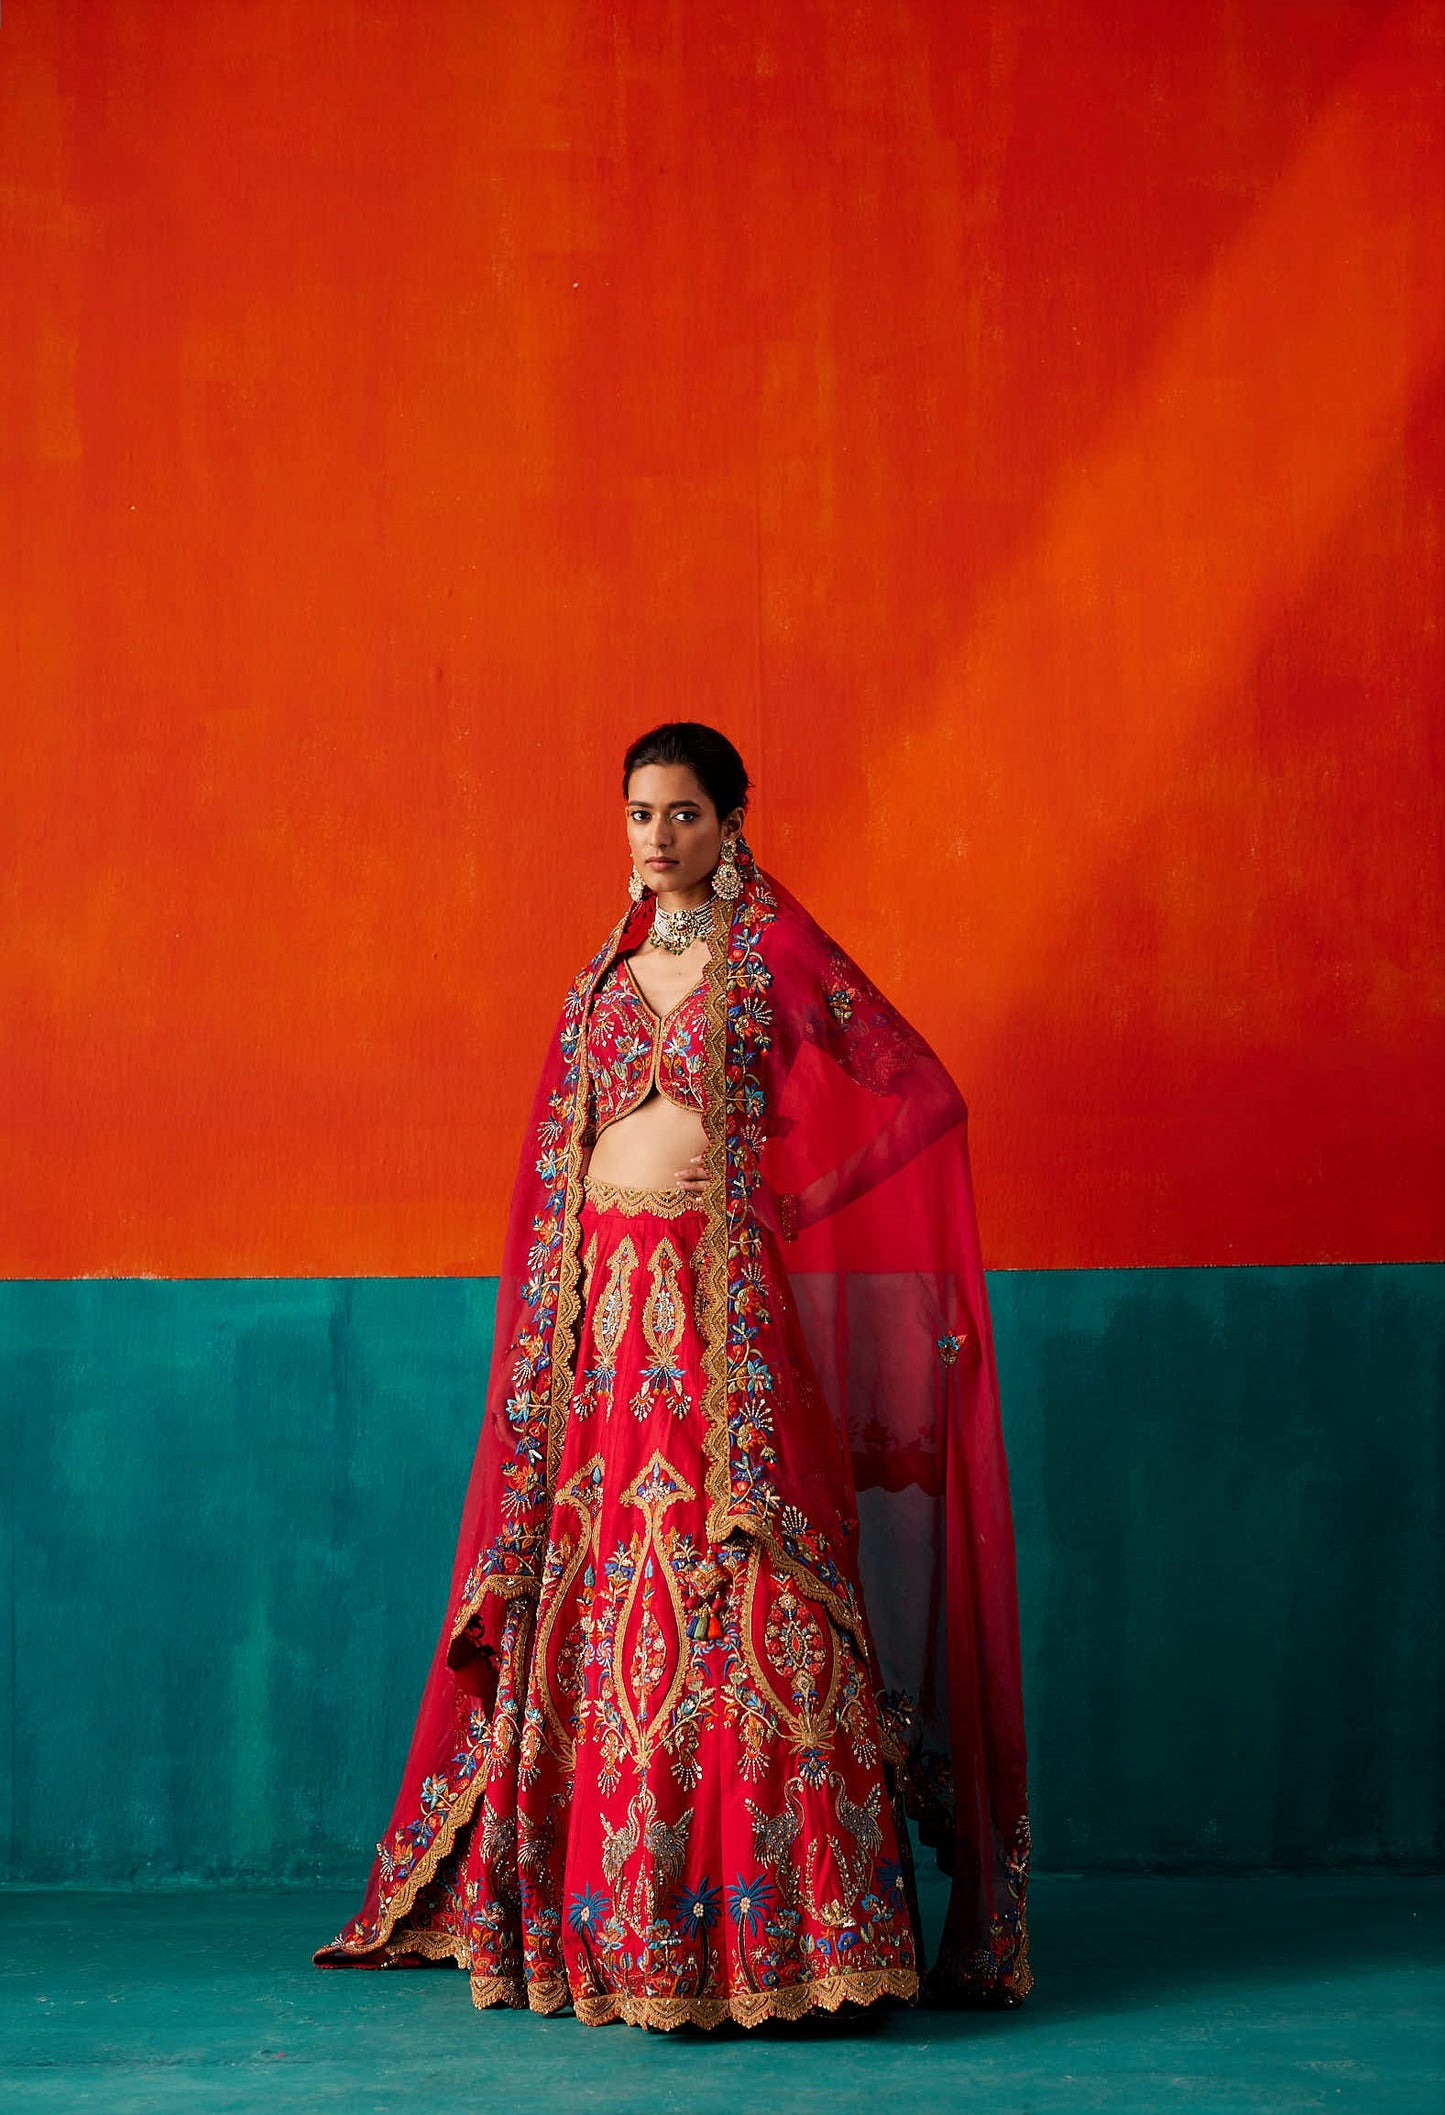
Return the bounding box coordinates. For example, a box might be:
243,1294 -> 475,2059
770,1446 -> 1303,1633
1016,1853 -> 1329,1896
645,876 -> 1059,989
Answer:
630,1237 -> 690,1422
573,1235 -> 637,1421
529,1456 -> 605,1772
611,1453 -> 698,1764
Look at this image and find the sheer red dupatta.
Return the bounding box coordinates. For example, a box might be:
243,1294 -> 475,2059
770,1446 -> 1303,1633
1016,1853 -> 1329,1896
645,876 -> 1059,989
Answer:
755,870 -> 1032,2005
316,836 -> 1032,2007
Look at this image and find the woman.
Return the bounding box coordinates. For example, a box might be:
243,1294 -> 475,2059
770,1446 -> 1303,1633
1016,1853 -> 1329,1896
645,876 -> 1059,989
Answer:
315,722 -> 1032,2030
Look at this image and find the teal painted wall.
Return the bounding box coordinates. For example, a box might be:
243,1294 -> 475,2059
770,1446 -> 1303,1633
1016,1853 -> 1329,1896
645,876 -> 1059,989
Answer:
1,1266 -> 1439,1886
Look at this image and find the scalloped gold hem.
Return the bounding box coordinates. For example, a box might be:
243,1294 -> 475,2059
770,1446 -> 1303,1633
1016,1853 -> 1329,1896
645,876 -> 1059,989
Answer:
570,1964 -> 919,2032
470,1970 -> 571,2014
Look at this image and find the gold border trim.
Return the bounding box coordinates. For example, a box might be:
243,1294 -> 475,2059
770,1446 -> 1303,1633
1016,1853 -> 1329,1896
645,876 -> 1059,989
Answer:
315,1601 -> 537,1969
533,1459 -> 604,1769
583,1177 -> 706,1219
699,899 -> 734,1533
547,906 -> 632,1493
446,1568 -> 538,1651
472,1970 -> 570,2014
313,1765 -> 491,1967
572,1963 -> 919,2031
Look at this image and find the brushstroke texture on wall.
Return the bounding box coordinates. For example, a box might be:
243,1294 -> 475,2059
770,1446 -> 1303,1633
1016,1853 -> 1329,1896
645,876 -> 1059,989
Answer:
2,0 -> 1440,1277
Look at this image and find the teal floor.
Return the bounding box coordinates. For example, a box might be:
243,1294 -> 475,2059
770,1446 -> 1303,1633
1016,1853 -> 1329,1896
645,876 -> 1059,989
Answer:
2,1875 -> 1440,2113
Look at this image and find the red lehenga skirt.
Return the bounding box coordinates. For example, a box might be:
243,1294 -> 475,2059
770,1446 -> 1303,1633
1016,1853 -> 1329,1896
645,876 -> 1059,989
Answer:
359,1177 -> 922,2031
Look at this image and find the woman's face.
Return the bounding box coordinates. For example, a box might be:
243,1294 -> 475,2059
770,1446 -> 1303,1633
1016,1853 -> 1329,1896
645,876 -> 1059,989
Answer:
625,762 -> 740,898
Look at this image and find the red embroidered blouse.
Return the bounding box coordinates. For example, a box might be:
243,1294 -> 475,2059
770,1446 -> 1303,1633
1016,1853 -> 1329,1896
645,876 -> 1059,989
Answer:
581,953 -> 709,1142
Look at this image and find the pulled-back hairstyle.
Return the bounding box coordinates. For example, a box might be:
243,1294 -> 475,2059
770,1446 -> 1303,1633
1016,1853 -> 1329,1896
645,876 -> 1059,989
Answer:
622,722 -> 752,823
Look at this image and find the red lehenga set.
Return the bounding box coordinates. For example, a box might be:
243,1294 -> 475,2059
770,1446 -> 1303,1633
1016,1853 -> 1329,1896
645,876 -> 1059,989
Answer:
315,836 -> 1032,2030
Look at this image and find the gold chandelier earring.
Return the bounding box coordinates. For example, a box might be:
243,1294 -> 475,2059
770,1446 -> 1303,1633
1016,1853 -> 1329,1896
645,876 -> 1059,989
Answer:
627,860 -> 647,903
711,830 -> 743,901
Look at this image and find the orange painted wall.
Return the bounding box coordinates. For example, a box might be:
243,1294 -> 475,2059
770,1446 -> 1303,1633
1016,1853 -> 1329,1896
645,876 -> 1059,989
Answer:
2,0 -> 1441,1277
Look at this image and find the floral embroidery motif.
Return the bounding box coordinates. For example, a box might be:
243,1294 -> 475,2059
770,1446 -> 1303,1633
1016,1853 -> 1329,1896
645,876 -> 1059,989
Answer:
936,1331 -> 968,1366
764,1583 -> 828,1718
584,955 -> 711,1137
930,1809 -> 1033,2006
815,944 -> 931,1098
707,885 -> 781,1526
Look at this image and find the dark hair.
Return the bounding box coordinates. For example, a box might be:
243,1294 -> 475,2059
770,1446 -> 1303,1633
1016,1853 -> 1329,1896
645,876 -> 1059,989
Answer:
622,722 -> 752,823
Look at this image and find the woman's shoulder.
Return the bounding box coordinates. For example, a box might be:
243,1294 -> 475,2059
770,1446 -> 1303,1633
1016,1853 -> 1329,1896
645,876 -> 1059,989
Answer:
567,907 -> 635,1002
752,869 -> 854,985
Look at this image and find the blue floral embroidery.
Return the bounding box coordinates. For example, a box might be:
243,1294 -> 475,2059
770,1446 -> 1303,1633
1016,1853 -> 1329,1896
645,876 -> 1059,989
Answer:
566,1884 -> 610,1937
726,1872 -> 779,1936
671,1877 -> 723,1931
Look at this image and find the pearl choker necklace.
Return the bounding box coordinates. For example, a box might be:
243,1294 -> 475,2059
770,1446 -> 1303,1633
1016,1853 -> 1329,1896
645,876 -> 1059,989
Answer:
648,898 -> 715,955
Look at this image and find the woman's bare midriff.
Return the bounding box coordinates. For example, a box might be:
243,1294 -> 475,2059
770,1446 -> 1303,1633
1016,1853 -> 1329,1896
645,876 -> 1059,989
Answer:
584,1090 -> 708,1191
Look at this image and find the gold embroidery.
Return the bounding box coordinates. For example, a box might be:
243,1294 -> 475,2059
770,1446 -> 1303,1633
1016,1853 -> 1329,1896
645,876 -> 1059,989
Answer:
471,1969 -> 570,2014
533,1457 -> 605,1768
736,1541 -> 844,1752
316,1598 -> 535,1966
699,902 -> 734,1533
403,1919 -> 926,2029
548,906 -> 632,1492
445,1558 -> 539,1656
683,889 -> 872,1656
558,1963 -> 919,2030
380,1927 -> 470,1966
583,1178 -> 704,1219
687,1230 -> 710,1338
630,1235 -> 688,1421
612,1453 -> 697,1765
592,1235 -> 638,1375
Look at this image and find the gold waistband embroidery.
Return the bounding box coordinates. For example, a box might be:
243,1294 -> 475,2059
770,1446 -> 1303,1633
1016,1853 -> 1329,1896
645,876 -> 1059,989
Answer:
583,1177 -> 704,1218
